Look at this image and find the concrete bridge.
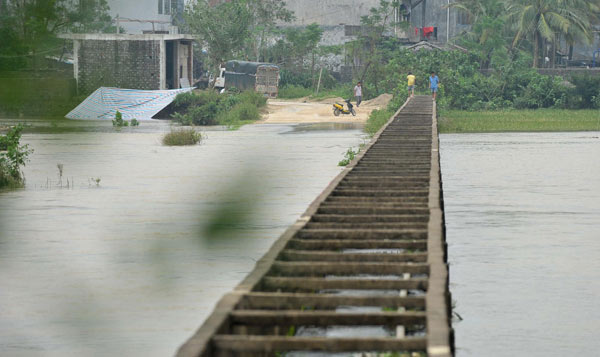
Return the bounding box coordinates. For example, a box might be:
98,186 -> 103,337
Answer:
177,96 -> 453,356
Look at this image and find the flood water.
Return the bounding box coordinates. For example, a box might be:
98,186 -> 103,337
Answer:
2,121 -> 599,357
0,119 -> 365,356
440,132 -> 600,356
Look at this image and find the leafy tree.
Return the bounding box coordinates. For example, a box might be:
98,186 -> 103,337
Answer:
0,0 -> 116,71
245,0 -> 294,61
184,0 -> 294,73
184,0 -> 253,72
508,0 -> 597,67
449,0 -> 509,69
344,0 -> 403,95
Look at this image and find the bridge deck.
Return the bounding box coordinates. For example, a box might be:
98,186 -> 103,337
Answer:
177,96 -> 453,356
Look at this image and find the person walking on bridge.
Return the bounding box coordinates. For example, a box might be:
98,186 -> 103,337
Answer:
354,81 -> 362,107
429,71 -> 440,101
407,72 -> 416,97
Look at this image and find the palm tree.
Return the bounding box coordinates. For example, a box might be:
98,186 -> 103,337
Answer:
448,0 -> 509,68
508,0 -> 598,67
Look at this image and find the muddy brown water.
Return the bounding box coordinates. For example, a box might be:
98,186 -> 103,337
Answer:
1,121 -> 599,356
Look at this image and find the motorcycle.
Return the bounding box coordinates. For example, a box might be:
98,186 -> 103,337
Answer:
333,99 -> 356,116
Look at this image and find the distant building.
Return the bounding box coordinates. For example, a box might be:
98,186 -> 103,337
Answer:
59,34 -> 194,93
106,0 -> 185,34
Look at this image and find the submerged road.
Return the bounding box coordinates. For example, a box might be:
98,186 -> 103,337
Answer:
177,96 -> 453,356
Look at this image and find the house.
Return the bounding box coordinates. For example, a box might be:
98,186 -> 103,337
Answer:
59,33 -> 194,93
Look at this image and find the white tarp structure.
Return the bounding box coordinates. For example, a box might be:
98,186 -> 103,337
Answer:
65,87 -> 194,120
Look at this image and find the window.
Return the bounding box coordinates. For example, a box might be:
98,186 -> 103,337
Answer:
158,0 -> 163,14
165,0 -> 171,15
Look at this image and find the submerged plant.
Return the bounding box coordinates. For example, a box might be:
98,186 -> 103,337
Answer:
162,128 -> 202,146
338,147 -> 359,166
90,177 -> 101,186
112,110 -> 129,127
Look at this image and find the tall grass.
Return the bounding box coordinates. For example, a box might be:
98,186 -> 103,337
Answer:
162,128 -> 202,146
440,109 -> 600,133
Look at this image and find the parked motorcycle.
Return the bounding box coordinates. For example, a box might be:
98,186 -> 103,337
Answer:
333,99 -> 356,116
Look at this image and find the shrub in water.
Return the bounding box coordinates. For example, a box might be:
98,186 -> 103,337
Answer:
0,124 -> 33,188
162,128 -> 202,146
338,147 -> 359,166
112,110 -> 129,127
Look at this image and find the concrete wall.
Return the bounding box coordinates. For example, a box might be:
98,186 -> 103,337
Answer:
77,40 -> 162,93
286,0 -> 381,26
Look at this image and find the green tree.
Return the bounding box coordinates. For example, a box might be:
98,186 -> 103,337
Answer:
0,0 -> 115,71
449,0 -> 509,69
345,0 -> 401,95
508,0 -> 597,67
184,0 -> 253,71
245,0 -> 294,61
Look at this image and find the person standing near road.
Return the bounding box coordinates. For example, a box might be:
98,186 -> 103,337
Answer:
354,81 -> 362,107
429,71 -> 440,101
407,72 -> 416,97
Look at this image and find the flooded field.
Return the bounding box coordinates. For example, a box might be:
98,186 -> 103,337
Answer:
0,119 -> 365,356
441,132 -> 600,356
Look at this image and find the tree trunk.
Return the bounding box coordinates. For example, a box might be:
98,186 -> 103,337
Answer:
533,30 -> 540,68
551,36 -> 556,68
568,45 -> 573,61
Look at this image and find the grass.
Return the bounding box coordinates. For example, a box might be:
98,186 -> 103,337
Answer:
440,109 -> 600,133
365,109 -> 394,136
162,128 -> 202,146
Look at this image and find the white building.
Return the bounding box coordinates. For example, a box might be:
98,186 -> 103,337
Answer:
106,0 -> 185,34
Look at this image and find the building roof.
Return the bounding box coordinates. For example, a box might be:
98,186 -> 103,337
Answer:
58,33 -> 195,41
404,41 -> 468,53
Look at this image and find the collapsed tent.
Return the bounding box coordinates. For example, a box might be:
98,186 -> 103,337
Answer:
65,87 -> 194,120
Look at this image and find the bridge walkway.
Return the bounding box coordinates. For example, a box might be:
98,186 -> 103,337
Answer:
178,95 -> 453,356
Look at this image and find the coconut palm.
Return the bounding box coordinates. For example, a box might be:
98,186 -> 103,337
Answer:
508,0 -> 598,67
449,0 -> 509,68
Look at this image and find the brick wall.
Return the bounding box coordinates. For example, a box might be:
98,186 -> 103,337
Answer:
78,40 -> 161,93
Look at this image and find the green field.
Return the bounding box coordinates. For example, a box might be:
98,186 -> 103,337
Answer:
439,109 -> 600,133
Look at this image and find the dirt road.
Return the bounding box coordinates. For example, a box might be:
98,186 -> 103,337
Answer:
257,94 -> 392,124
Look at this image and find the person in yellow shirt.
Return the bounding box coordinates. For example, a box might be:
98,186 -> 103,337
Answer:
407,72 -> 416,97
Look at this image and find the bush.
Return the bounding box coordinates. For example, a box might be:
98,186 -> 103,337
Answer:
0,124 -> 33,188
217,102 -> 260,127
569,74 -> 600,109
238,90 -> 267,108
171,90 -> 266,127
162,128 -> 202,146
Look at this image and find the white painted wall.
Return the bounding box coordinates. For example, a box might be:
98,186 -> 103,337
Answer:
107,0 -> 175,34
